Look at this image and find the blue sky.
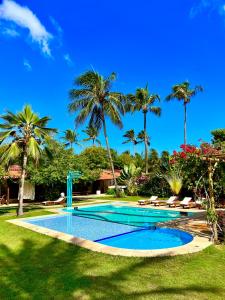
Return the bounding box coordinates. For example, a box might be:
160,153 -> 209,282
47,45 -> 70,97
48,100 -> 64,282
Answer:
0,0 -> 224,155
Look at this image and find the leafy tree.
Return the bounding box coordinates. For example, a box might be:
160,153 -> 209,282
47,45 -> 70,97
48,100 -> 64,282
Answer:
61,129 -> 80,150
0,105 -> 57,215
211,129 -> 225,148
69,70 -> 125,193
114,151 -> 135,169
128,86 -> 161,174
82,125 -> 101,146
79,146 -> 109,170
166,81 -> 203,145
28,142 -> 101,200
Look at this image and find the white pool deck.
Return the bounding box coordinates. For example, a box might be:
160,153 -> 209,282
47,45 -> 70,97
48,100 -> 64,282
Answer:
8,202 -> 213,257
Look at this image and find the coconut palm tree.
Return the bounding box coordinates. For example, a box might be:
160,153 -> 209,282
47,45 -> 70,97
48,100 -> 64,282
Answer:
61,129 -> 80,150
128,86 -> 161,174
166,81 -> 203,145
0,105 -> 57,215
82,125 -> 101,146
68,70 -> 125,193
122,129 -> 139,155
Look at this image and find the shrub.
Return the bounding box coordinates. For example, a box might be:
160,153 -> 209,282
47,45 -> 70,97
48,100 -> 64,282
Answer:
218,210 -> 225,242
106,188 -> 116,195
138,176 -> 171,197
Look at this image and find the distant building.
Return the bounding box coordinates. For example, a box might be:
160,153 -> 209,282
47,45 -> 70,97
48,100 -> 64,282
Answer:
93,169 -> 121,193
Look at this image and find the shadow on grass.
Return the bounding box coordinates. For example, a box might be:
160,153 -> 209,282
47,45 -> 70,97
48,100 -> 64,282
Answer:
0,205 -> 44,216
0,238 -> 224,299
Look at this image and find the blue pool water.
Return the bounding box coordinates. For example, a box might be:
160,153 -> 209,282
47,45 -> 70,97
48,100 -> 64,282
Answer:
64,204 -> 191,227
24,205 -> 193,250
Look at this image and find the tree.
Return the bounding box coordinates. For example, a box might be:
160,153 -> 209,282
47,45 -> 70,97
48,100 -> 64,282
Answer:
0,105 -> 57,215
170,143 -> 225,242
82,125 -> 101,146
128,86 -> 161,174
68,70 -> 125,194
119,163 -> 141,195
61,129 -> 80,150
166,81 -> 203,145
122,129 -> 139,154
211,129 -> 225,147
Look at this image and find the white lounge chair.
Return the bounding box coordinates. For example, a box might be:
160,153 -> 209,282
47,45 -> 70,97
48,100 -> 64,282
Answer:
180,197 -> 196,209
138,196 -> 158,205
42,193 -> 65,206
167,196 -> 180,207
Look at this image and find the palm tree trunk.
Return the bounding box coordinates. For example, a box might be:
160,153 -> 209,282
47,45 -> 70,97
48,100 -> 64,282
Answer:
208,161 -> 218,243
144,112 -> 148,174
102,115 -> 118,193
184,102 -> 187,145
18,151 -> 27,216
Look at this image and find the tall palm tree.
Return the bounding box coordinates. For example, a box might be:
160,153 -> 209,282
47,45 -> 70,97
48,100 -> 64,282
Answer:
82,125 -> 101,146
166,81 -> 203,145
122,129 -> 139,155
68,70 -> 125,192
61,129 -> 80,149
128,86 -> 161,174
0,105 -> 57,215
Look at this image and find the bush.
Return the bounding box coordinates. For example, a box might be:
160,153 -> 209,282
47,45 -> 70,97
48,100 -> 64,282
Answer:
106,188 -> 126,198
106,188 -> 116,195
218,210 -> 225,242
138,176 -> 171,197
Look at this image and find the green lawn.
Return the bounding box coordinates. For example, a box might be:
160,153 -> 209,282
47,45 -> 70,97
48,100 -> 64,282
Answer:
0,206 -> 225,299
87,195 -> 149,202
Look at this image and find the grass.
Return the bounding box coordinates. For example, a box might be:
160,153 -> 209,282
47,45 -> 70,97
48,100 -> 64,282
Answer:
0,205 -> 225,299
89,195 -> 149,202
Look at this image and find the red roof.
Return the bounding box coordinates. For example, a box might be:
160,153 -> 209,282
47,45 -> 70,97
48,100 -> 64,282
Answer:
98,169 -> 121,180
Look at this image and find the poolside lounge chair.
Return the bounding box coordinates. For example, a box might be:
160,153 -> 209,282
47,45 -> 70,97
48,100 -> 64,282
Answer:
42,193 -> 65,206
180,197 -> 196,209
196,198 -> 206,209
138,196 -> 158,205
152,196 -> 178,207
167,196 -> 180,208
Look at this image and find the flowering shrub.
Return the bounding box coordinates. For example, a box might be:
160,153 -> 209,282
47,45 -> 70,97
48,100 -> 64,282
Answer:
218,210 -> 225,242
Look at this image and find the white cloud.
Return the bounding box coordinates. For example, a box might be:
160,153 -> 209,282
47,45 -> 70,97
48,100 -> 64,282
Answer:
0,0 -> 52,56
23,59 -> 32,71
63,53 -> 73,67
190,0 -> 225,18
0,23 -> 20,37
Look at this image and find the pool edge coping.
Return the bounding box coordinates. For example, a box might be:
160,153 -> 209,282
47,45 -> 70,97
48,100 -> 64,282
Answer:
7,214 -> 212,257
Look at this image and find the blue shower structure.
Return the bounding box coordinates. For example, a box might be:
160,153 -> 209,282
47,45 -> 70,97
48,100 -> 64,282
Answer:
66,171 -> 82,207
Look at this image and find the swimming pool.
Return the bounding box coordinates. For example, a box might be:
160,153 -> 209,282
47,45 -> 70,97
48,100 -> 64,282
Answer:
63,204 -> 192,227
22,204 -> 193,250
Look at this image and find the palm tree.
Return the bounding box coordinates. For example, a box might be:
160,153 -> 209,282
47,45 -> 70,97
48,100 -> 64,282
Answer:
82,125 -> 101,146
128,86 -> 161,174
0,105 -> 57,215
137,130 -> 150,146
166,81 -> 203,145
68,70 -> 125,193
122,129 -> 139,155
61,129 -> 80,149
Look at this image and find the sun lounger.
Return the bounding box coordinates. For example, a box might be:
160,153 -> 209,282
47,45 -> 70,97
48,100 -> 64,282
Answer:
167,196 -> 180,207
42,193 -> 65,206
196,198 -> 206,209
138,196 -> 158,205
180,197 -> 196,209
152,196 -> 177,207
